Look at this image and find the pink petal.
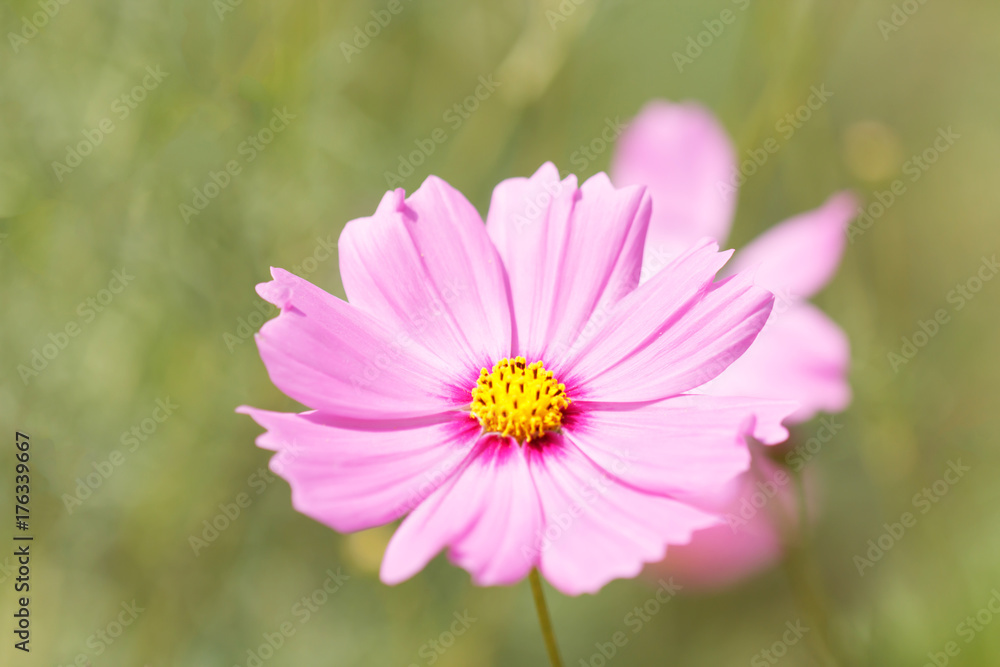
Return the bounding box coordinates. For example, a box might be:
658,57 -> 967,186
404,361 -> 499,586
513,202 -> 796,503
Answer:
380,438 -> 543,588
655,518 -> 783,591
724,192 -> 857,301
652,455 -> 818,590
701,302 -> 851,423
254,268 -> 460,419
339,178 -> 512,373
237,407 -> 479,533
611,101 -> 737,266
567,395 -> 796,498
566,241 -> 774,402
485,163 -> 651,364
530,437 -> 719,596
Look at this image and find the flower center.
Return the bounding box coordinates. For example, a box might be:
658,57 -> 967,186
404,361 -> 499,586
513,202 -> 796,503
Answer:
470,357 -> 570,444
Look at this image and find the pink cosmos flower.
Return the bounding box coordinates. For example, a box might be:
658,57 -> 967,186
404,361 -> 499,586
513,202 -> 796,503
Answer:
611,100 -> 854,588
239,162 -> 798,596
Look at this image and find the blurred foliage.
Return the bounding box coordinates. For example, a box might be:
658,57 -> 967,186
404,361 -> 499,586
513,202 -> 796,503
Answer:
2,0 -> 1000,665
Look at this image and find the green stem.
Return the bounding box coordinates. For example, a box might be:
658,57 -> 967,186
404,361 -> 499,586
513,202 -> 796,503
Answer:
778,470 -> 842,667
529,569 -> 564,667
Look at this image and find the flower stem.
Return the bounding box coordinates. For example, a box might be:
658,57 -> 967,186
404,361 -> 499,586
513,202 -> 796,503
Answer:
779,471 -> 842,667
529,569 -> 564,667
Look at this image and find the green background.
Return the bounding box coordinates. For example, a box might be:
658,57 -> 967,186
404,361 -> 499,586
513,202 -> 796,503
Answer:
2,0 -> 999,665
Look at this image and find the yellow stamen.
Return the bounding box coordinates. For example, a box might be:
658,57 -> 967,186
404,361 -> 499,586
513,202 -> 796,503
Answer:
470,357 -> 570,444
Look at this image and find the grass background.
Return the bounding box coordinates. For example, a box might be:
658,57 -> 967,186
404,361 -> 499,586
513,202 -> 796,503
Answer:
2,0 -> 1000,664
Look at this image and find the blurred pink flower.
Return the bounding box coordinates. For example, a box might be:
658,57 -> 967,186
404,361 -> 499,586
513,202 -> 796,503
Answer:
611,101 -> 853,589
240,163 -> 796,595
655,452 -> 815,591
